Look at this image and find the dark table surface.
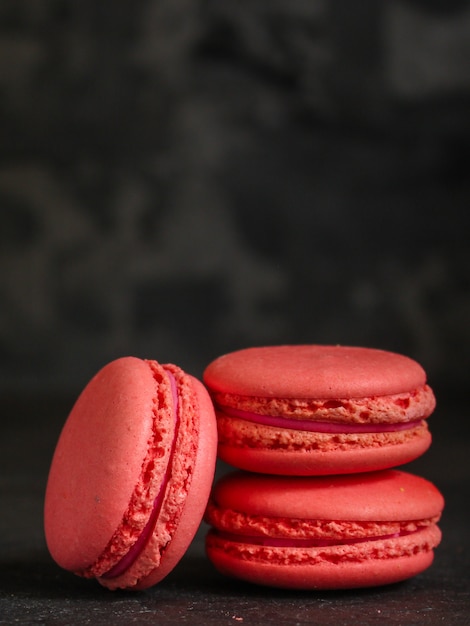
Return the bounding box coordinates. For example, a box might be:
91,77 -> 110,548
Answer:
1,393 -> 469,625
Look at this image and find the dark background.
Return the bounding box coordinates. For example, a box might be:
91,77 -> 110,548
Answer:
0,1 -> 469,623
1,0 -> 469,400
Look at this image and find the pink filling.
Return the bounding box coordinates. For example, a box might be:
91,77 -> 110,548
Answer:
102,370 -> 179,579
219,406 -> 422,434
215,530 -> 404,548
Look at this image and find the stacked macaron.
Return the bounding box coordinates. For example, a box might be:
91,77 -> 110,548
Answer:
203,345 -> 444,589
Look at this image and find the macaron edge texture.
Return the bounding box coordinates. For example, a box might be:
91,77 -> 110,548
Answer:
205,539 -> 438,589
216,429 -> 432,475
129,374 -> 218,590
97,364 -> 217,590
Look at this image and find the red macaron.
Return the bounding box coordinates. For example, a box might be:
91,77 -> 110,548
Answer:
205,469 -> 444,589
44,356 -> 217,590
203,345 -> 435,475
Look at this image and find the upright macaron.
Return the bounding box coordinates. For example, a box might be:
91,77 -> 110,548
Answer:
205,470 -> 444,589
203,345 -> 435,475
44,356 -> 217,590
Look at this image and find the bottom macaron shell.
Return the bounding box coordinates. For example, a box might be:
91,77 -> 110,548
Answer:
206,541 -> 435,590
218,431 -> 432,476
130,377 -> 217,590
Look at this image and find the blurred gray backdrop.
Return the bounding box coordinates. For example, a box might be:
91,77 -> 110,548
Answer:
1,0 -> 469,406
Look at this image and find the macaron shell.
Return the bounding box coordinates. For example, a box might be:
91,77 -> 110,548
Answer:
44,357 -> 161,572
205,535 -> 437,589
210,470 -> 444,522
217,428 -> 432,476
214,385 -> 435,427
204,345 -> 428,399
131,376 -> 218,590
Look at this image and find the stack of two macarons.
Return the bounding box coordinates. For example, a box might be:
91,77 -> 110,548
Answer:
202,345 -> 444,589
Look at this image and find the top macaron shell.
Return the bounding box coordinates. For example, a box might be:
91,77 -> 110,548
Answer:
203,345 -> 435,475
209,469 -> 444,523
44,356 -> 218,590
204,345 -> 428,398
